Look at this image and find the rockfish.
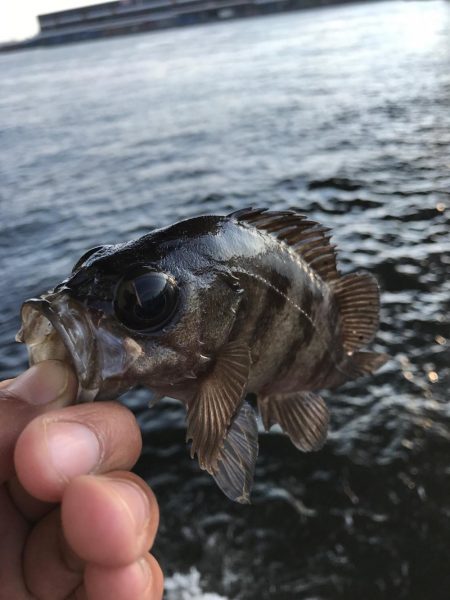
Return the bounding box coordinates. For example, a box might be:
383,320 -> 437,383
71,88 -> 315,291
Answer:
17,208 -> 387,503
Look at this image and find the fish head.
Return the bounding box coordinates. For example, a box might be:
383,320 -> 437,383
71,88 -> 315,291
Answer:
17,235 -> 243,403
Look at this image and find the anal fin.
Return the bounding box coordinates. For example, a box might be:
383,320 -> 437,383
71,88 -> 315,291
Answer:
212,403 -> 258,504
259,391 -> 329,452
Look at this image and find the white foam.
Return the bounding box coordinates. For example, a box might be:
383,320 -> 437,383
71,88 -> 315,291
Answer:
165,567 -> 229,600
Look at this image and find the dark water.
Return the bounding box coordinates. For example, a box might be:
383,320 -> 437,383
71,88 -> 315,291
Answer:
1,1 -> 450,598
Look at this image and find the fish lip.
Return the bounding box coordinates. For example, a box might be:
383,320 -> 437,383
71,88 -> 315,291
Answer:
17,295 -> 100,402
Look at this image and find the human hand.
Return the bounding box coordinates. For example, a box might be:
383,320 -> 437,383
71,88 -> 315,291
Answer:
0,360 -> 163,600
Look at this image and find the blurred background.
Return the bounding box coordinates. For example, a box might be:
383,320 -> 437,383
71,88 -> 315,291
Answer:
1,0 -> 449,598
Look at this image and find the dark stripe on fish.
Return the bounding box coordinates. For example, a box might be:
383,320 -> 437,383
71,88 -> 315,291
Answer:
304,347 -> 332,388
276,286 -> 315,379
250,271 -> 290,346
301,297 -> 342,388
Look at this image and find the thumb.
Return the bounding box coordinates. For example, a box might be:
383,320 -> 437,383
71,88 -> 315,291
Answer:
0,360 -> 78,482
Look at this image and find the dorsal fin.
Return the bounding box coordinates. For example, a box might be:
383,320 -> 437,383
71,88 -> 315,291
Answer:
332,272 -> 381,353
230,207 -> 339,283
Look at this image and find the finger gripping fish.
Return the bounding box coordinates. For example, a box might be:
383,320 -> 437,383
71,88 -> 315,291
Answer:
17,208 -> 388,503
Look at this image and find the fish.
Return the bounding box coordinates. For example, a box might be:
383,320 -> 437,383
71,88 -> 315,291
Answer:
17,208 -> 388,503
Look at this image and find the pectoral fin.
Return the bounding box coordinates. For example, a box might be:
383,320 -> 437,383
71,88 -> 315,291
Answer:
259,391 -> 329,452
186,341 -> 251,474
212,402 -> 258,504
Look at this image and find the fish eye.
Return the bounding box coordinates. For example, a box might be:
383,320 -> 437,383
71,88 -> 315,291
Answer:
114,267 -> 179,332
72,246 -> 104,273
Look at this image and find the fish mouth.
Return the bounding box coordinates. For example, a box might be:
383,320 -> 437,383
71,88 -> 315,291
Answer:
16,294 -> 101,402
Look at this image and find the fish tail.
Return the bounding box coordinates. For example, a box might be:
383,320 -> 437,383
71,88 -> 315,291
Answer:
332,271 -> 381,353
326,350 -> 389,388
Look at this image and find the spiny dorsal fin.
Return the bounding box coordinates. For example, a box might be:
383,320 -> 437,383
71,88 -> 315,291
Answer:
332,272 -> 380,353
258,391 -> 329,452
212,402 -> 258,504
230,207 -> 339,283
186,341 -> 251,474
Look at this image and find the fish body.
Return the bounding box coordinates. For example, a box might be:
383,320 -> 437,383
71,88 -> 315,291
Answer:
17,208 -> 387,502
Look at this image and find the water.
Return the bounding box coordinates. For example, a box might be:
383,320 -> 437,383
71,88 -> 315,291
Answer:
1,1 -> 449,597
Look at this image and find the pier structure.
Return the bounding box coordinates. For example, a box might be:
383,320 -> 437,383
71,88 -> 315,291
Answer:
1,0 -> 367,50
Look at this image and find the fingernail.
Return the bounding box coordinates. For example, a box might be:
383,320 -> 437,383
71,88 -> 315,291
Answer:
108,479 -> 150,533
45,421 -> 101,480
7,361 -> 77,407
